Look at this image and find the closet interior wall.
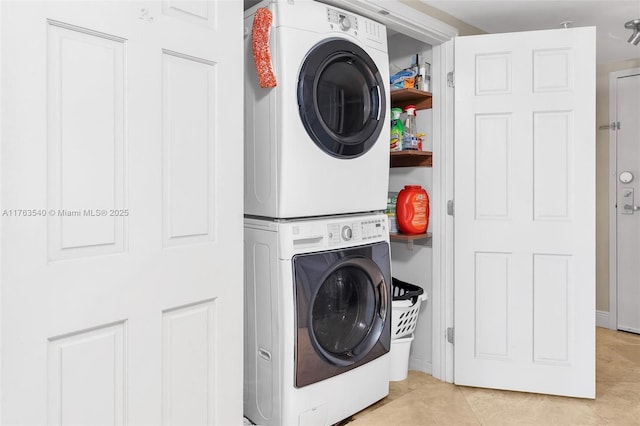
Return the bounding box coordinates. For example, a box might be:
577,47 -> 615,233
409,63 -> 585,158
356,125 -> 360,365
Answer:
387,31 -> 434,374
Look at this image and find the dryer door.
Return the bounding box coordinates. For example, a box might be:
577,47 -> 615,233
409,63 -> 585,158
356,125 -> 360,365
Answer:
297,38 -> 387,159
293,242 -> 391,387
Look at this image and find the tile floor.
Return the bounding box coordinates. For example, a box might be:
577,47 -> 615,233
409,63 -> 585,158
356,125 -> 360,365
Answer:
342,327 -> 640,425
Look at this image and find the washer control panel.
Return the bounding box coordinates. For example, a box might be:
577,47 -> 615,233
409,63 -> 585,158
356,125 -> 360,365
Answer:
327,217 -> 386,246
326,8 -> 358,33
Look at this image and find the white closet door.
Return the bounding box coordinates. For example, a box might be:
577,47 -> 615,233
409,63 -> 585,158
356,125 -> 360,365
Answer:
454,27 -> 596,398
0,1 -> 243,423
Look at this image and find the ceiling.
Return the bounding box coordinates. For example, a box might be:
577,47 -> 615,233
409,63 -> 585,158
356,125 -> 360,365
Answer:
422,0 -> 640,64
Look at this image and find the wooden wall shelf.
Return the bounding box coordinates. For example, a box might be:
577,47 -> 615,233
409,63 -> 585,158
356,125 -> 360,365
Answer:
390,151 -> 432,168
390,88 -> 432,110
390,232 -> 432,250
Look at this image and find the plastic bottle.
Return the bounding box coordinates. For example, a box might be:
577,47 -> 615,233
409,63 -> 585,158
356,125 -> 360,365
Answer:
396,185 -> 429,235
419,62 -> 431,92
386,192 -> 399,233
402,105 -> 418,150
390,108 -> 404,152
416,133 -> 425,151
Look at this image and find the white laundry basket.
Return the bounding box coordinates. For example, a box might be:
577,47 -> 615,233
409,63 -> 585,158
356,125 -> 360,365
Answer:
390,278 -> 427,381
389,334 -> 415,381
391,278 -> 426,339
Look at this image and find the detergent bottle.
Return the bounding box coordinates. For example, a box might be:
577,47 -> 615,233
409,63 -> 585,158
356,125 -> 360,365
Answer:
396,185 -> 429,235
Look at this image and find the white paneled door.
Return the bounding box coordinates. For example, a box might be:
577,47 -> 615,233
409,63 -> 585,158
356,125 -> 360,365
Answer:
1,1 -> 243,424
454,28 -> 596,398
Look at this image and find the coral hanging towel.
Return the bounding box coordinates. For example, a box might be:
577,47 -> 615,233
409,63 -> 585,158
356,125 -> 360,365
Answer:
252,7 -> 277,88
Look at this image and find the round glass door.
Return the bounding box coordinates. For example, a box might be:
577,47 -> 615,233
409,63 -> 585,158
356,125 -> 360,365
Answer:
297,38 -> 386,158
308,257 -> 387,366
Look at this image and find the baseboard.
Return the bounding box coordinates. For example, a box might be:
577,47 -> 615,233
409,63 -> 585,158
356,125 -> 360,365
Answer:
596,310 -> 609,328
408,357 -> 432,375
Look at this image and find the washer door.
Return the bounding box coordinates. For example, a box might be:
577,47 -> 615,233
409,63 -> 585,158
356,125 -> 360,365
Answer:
297,38 -> 386,159
293,242 -> 391,387
309,257 -> 387,366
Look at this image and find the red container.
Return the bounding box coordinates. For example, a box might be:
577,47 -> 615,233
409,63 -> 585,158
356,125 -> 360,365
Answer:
396,185 -> 429,235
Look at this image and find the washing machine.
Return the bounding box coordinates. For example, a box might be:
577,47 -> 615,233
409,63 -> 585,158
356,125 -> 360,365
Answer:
244,0 -> 390,219
244,212 -> 392,426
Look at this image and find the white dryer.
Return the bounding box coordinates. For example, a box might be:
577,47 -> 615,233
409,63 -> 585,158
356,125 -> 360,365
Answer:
245,0 -> 390,219
244,212 -> 391,425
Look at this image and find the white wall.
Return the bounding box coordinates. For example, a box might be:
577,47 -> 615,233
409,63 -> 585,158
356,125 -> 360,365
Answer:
388,32 -> 435,373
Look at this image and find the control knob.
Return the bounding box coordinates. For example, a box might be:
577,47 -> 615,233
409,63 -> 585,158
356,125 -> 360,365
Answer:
339,15 -> 351,31
341,225 -> 352,241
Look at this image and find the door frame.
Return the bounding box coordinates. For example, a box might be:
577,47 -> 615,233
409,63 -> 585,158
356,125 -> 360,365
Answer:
608,67 -> 640,330
0,1 -> 4,417
430,39 -> 455,383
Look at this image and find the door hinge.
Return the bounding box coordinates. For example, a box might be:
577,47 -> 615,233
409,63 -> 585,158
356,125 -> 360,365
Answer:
447,71 -> 455,88
447,200 -> 454,216
601,122 -> 620,131
446,327 -> 454,344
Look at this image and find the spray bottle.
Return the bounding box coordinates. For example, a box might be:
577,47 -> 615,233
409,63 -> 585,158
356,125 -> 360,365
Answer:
402,105 -> 418,150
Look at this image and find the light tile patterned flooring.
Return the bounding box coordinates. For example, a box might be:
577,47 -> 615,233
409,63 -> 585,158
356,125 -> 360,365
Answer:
343,327 -> 640,425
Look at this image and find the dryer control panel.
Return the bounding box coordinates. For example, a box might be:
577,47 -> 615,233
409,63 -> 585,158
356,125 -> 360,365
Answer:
325,6 -> 386,47
326,8 -> 358,33
327,217 -> 387,246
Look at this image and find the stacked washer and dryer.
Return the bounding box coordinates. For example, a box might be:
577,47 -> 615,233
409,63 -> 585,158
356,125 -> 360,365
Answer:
244,1 -> 392,424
